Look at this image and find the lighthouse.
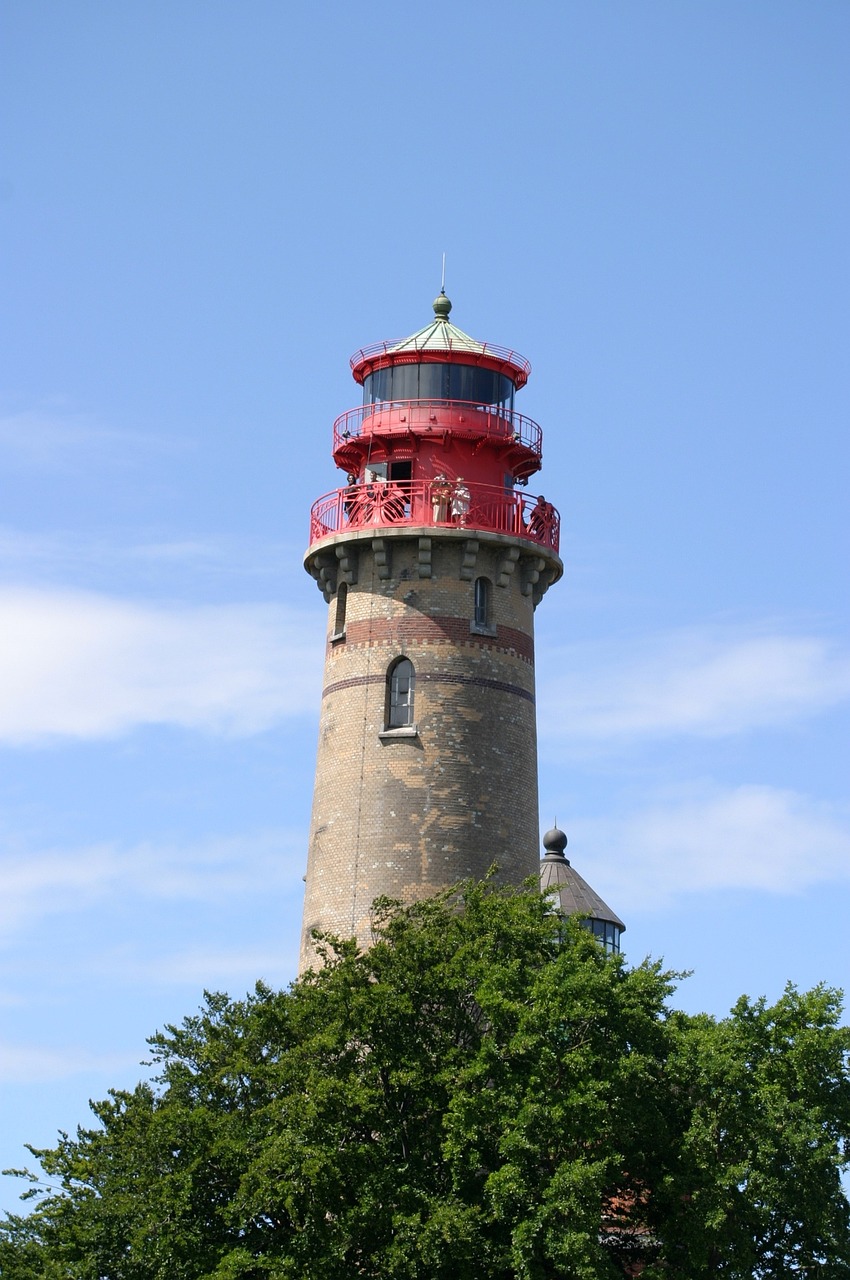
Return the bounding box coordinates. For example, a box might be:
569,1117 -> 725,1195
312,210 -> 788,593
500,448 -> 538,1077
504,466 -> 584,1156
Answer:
300,292 -> 564,972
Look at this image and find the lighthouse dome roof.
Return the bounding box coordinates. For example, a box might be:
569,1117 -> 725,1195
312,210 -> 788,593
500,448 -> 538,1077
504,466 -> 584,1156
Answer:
350,292 -> 531,387
389,291 -> 490,356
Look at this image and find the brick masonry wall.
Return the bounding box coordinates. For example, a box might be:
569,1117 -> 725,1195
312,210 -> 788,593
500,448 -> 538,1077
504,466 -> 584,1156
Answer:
299,530 -> 558,972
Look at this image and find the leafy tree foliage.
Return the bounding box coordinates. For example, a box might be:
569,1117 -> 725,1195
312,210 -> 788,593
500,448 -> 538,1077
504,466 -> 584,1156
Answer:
2,881 -> 849,1278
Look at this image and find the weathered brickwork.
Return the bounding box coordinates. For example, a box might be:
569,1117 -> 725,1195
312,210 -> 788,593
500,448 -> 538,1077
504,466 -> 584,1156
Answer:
299,526 -> 562,972
335,615 -> 535,664
322,672 -> 535,705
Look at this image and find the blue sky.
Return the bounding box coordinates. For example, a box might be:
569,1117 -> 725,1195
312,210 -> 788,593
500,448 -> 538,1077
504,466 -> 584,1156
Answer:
1,1 -> 848,1212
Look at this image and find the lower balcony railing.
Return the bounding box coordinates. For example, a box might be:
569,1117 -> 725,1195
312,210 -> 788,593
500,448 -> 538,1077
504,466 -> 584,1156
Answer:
333,400 -> 543,457
308,480 -> 560,553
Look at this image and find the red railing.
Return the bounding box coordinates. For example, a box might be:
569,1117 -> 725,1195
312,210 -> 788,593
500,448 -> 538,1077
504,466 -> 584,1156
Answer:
332,399 -> 543,458
309,480 -> 560,553
350,340 -> 531,385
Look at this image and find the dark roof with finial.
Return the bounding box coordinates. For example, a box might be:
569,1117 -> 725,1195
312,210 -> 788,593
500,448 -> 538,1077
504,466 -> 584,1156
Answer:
539,825 -> 626,930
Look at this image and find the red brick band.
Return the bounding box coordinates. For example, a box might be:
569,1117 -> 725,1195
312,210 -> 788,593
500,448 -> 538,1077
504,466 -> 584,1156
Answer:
332,615 -> 534,663
322,671 -> 535,705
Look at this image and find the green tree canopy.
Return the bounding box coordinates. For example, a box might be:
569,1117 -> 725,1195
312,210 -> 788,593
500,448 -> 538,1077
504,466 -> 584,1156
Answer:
2,881 -> 850,1278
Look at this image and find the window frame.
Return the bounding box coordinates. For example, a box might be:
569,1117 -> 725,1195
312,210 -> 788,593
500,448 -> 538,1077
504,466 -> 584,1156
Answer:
331,581 -> 347,642
471,576 -> 496,637
585,918 -> 622,955
381,656 -> 418,737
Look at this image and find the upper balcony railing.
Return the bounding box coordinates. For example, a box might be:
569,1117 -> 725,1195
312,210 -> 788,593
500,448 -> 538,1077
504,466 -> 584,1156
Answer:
350,340 -> 531,385
333,399 -> 543,458
309,480 -> 560,554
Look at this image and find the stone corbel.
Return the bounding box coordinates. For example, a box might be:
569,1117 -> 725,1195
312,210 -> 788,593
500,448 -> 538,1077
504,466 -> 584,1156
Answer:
458,538 -> 480,581
532,564 -> 559,607
335,543 -> 359,585
417,537 -> 432,579
520,554 -> 546,598
371,538 -> 391,580
309,551 -> 338,602
496,545 -> 521,588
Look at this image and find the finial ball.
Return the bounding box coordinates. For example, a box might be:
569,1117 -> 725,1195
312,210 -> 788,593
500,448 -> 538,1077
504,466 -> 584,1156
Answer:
542,826 -> 568,856
433,290 -> 452,320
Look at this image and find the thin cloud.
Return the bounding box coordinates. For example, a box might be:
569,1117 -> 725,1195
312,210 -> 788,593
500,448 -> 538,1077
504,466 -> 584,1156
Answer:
0,587 -> 322,742
571,785 -> 850,911
124,536 -> 301,578
0,407 -> 175,470
0,1041 -> 135,1085
126,944 -> 300,986
539,627 -> 850,743
0,830 -> 304,939
0,527 -> 298,587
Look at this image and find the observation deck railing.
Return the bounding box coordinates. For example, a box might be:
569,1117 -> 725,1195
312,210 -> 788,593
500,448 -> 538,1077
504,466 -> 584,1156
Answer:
332,399 -> 543,458
309,480 -> 560,554
350,341 -> 531,385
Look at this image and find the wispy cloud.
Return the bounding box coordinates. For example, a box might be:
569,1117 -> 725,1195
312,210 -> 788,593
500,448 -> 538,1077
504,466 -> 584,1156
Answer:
539,627 -> 850,743
123,944 -> 300,987
0,587 -> 322,742
0,1042 -> 136,1085
571,785 -> 850,910
0,529 -> 220,571
0,528 -> 300,592
0,829 -> 304,939
0,407 -> 174,470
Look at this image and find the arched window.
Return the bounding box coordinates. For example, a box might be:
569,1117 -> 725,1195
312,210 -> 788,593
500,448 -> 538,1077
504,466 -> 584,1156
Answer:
473,577 -> 491,629
387,657 -> 415,728
333,582 -> 347,637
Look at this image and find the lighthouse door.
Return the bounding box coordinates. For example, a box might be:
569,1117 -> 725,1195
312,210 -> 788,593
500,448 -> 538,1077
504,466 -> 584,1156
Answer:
388,461 -> 412,518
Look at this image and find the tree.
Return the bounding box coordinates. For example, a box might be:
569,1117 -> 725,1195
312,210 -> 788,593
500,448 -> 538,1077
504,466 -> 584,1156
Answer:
663,986 -> 850,1276
2,880 -> 849,1278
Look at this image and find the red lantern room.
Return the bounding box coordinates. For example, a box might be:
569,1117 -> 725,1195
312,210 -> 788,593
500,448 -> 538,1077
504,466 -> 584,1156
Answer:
308,291 -> 560,553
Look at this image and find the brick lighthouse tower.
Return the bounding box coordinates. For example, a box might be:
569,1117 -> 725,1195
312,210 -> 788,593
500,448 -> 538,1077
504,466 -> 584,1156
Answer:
300,292 -> 563,971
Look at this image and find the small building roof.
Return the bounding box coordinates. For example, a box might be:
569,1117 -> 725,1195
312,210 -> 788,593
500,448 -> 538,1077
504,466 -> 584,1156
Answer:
539,827 -> 625,930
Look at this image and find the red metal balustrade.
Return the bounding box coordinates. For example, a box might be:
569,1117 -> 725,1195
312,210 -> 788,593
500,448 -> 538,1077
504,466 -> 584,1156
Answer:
350,340 -> 531,385
309,480 -> 560,553
332,399 -> 543,458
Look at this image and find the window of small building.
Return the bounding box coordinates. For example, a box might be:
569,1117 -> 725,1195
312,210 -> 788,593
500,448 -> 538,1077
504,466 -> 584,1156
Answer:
387,657 -> 416,729
584,918 -> 622,955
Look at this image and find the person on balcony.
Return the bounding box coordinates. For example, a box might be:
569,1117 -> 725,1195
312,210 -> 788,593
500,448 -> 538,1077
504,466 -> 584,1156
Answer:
431,473 -> 451,523
353,469 -> 384,525
528,494 -> 554,542
343,474 -> 360,523
451,477 -> 471,526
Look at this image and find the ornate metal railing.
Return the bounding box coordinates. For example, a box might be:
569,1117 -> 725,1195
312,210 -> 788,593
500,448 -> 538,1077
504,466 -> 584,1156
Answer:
309,480 -> 560,553
332,399 -> 543,458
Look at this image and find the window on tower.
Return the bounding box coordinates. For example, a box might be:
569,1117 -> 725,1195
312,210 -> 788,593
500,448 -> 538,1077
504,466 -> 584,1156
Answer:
332,581 -> 347,640
471,576 -> 496,637
473,577 -> 490,628
387,657 -> 416,729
